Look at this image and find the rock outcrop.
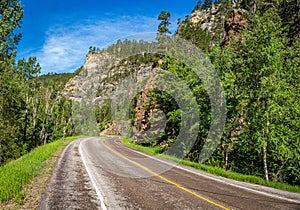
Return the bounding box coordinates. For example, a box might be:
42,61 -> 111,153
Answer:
190,4 -> 223,34
221,9 -> 247,47
63,51 -> 160,137
63,51 -> 115,102
184,4 -> 247,47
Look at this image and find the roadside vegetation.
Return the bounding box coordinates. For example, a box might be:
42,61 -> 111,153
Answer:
122,137 -> 300,193
0,136 -> 78,203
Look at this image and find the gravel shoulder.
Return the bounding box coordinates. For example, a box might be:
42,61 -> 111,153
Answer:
39,139 -> 101,210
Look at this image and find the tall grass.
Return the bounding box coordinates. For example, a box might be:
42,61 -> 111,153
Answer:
0,136 -> 77,202
122,137 -> 300,193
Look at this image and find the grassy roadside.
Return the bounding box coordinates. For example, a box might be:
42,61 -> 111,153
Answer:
122,137 -> 300,193
0,136 -> 78,204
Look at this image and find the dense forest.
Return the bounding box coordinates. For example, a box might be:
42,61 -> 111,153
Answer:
0,0 -> 74,165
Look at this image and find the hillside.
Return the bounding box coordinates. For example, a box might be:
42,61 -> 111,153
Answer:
36,72 -> 75,88
60,0 -> 300,187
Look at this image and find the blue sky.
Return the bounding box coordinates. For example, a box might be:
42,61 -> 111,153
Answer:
17,0 -> 198,74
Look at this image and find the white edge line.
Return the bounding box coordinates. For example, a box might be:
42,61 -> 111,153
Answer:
79,138 -> 108,210
115,137 -> 300,204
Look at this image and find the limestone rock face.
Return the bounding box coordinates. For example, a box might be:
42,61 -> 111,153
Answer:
183,5 -> 247,46
190,5 -> 221,31
63,50 -> 160,136
188,5 -> 226,42
63,51 -> 115,102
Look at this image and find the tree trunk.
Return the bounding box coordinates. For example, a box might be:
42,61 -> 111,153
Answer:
23,94 -> 29,144
224,145 -> 229,176
63,117 -> 72,138
263,140 -> 269,181
40,87 -> 52,145
32,96 -> 38,147
263,111 -> 269,181
253,1 -> 257,13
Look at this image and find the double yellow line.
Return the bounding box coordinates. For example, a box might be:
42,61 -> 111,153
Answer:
100,140 -> 230,210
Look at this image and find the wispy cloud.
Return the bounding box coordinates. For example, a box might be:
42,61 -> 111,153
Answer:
34,15 -> 161,74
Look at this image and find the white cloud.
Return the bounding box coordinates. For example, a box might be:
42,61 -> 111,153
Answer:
36,15 -> 160,74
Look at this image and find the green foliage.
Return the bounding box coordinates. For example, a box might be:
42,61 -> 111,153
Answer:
146,90 -> 180,141
36,72 -> 74,88
122,136 -> 165,155
202,0 -> 213,10
209,8 -> 300,185
0,0 -> 25,164
177,20 -> 212,52
0,0 -> 23,58
95,99 -> 112,132
125,55 -> 211,159
17,56 -> 40,79
105,39 -> 157,58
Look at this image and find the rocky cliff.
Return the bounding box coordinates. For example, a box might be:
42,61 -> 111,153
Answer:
183,4 -> 247,47
63,51 -> 114,102
63,50 -> 160,136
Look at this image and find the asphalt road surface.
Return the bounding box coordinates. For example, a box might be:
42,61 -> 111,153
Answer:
39,137 -> 300,210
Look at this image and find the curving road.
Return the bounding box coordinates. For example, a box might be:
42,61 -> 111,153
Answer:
39,137 -> 300,210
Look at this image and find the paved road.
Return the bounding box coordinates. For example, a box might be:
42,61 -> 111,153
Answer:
40,137 -> 300,209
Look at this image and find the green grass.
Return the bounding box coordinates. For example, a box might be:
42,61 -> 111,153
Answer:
122,136 -> 300,193
0,136 -> 78,203
122,137 -> 163,155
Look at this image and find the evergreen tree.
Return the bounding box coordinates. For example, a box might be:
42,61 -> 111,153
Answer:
0,0 -> 23,59
202,0 -> 213,9
177,21 -> 212,52
193,0 -> 202,11
157,10 -> 171,36
0,0 -> 24,164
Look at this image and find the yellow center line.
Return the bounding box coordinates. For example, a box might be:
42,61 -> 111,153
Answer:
100,139 -> 230,210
